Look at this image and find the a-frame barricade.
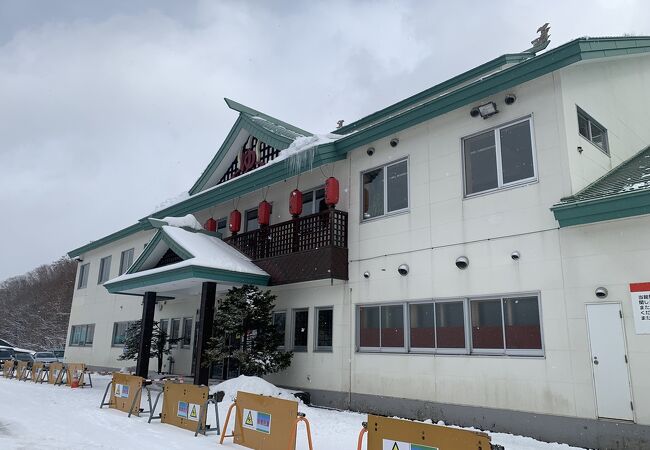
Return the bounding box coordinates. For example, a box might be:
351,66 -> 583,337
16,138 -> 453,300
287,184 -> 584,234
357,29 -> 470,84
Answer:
148,381 -> 222,437
30,362 -> 47,383
2,360 -> 15,379
100,373 -> 154,417
356,414 -> 504,450
220,391 -> 313,450
15,361 -> 29,381
66,363 -> 93,388
48,362 -> 66,385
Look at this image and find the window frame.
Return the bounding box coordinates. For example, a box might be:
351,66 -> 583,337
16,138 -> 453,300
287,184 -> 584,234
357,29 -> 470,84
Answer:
244,203 -> 273,232
181,317 -> 193,348
272,310 -> 287,348
111,321 -> 135,347
357,302 -> 408,353
291,308 -> 309,352
97,255 -> 112,284
462,116 -> 538,198
77,263 -> 89,289
356,292 -> 543,357
216,217 -> 227,235
360,157 -> 410,222
577,106 -> 609,155
69,324 -> 95,347
119,248 -> 135,275
314,306 -> 334,352
300,186 -> 326,217
170,318 -> 181,347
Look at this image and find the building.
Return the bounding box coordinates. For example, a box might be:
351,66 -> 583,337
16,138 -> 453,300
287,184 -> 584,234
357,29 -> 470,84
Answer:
66,35 -> 650,447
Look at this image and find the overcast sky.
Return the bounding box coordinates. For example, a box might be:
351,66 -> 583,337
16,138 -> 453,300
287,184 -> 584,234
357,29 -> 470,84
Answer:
1,0 -> 649,281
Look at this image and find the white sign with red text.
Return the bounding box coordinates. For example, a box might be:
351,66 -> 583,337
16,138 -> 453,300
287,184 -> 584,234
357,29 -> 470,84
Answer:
630,282 -> 650,334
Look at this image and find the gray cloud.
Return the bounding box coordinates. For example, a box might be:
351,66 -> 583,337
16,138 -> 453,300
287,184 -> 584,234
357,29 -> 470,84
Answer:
1,0 -> 649,280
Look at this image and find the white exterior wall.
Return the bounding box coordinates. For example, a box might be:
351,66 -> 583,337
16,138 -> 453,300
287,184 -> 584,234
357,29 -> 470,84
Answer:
559,54 -> 650,192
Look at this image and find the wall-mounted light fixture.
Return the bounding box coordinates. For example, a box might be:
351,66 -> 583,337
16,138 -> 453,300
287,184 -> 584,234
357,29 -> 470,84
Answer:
471,102 -> 499,119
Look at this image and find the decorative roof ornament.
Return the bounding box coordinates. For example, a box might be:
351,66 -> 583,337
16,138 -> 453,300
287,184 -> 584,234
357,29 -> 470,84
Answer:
524,23 -> 551,54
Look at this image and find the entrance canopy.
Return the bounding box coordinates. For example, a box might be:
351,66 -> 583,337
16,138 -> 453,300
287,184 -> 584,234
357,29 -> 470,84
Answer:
104,215 -> 269,297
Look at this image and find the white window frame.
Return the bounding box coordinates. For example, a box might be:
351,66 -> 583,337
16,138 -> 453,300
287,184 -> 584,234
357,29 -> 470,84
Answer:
407,298 -> 469,355
314,306 -> 334,352
272,310 -> 287,348
291,308 -> 309,352
111,321 -> 135,347
360,158 -> 410,222
357,302 -> 408,353
216,217 -> 228,235
97,255 -> 112,284
462,116 -> 537,198
170,318 -> 181,347
119,248 -> 134,275
577,106 -> 609,155
181,317 -> 193,348
77,263 -> 89,289
300,186 -> 325,216
69,324 -> 95,347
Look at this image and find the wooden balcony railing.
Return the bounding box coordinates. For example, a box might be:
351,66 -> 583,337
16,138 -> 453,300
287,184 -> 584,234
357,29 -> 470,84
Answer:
224,209 -> 348,284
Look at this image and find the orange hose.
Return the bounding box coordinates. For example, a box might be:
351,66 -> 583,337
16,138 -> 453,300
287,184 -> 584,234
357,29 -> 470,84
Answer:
357,427 -> 368,450
219,401 -> 237,444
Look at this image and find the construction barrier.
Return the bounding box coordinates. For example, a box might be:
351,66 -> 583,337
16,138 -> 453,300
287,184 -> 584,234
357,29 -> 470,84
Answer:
15,361 -> 30,381
65,362 -> 93,388
48,362 -> 65,385
30,362 -> 47,383
150,381 -> 221,436
2,360 -> 15,378
357,414 -> 503,450
100,373 -> 154,417
220,391 -> 313,450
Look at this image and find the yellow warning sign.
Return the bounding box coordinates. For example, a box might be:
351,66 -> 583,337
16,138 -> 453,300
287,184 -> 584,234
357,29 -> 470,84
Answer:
245,411 -> 254,426
189,404 -> 198,421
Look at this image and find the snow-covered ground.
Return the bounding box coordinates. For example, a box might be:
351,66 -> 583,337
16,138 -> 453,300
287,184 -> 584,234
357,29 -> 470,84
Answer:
0,374 -> 585,450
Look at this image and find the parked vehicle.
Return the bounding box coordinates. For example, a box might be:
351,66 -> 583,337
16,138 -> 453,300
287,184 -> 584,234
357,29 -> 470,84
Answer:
0,348 -> 13,365
34,351 -> 58,368
49,349 -> 65,359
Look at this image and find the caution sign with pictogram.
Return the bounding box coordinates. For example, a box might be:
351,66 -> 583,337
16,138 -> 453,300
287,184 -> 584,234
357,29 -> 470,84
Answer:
358,415 -> 499,450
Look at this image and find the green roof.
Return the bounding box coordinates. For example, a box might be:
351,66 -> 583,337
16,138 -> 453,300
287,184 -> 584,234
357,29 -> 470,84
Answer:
552,146 -> 650,227
69,36 -> 650,257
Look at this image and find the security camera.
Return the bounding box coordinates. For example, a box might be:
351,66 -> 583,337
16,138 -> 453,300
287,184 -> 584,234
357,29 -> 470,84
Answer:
366,147 -> 375,156
389,138 -> 399,148
595,287 -> 608,299
455,256 -> 469,270
504,94 -> 517,105
470,107 -> 480,118
363,271 -> 370,279
511,251 -> 521,261
397,264 -> 409,276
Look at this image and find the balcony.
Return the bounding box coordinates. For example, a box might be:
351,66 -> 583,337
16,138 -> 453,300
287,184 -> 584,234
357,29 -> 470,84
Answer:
224,209 -> 348,285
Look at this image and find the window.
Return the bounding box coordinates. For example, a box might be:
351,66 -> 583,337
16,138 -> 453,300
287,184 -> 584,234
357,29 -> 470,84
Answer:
301,187 -> 325,217
97,255 -> 112,284
69,324 -> 95,347
315,307 -> 333,351
245,208 -> 258,232
112,321 -> 135,347
181,318 -> 193,348
463,118 -> 536,196
217,217 -> 227,235
577,107 -> 609,154
119,248 -> 134,275
357,294 -> 541,356
272,311 -> 287,348
77,263 -> 89,289
358,304 -> 406,351
470,295 -> 542,355
292,309 -> 309,351
170,318 -> 181,346
361,159 -> 409,220
159,319 -> 169,337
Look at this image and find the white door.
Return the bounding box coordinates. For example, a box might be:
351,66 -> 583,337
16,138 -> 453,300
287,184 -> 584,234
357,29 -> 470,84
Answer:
586,303 -> 634,421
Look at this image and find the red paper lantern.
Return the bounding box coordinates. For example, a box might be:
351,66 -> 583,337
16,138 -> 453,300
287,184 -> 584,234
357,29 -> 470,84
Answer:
229,210 -> 241,233
289,189 -> 303,217
258,200 -> 271,226
325,177 -> 339,207
204,218 -> 217,232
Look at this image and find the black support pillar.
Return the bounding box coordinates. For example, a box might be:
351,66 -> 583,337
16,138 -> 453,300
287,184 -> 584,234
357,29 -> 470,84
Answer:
194,282 -> 216,385
135,291 -> 156,379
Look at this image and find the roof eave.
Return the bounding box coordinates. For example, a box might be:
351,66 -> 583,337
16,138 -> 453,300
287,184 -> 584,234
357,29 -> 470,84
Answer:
551,189 -> 650,227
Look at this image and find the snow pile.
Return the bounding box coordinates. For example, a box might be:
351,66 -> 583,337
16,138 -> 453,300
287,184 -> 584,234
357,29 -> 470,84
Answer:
160,214 -> 203,231
162,226 -> 268,276
152,190 -> 190,213
211,375 -> 299,403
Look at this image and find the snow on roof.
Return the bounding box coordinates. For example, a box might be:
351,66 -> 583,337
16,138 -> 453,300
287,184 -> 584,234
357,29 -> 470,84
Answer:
151,190 -> 190,214
159,214 -> 203,231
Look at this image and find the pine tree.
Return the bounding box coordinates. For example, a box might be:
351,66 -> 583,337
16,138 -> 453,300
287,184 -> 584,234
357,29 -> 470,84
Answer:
204,285 -> 292,377
118,320 -> 180,373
